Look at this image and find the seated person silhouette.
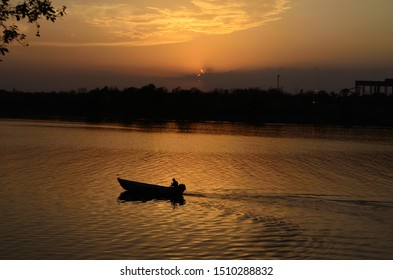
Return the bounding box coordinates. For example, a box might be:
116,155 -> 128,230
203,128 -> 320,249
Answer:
170,178 -> 179,189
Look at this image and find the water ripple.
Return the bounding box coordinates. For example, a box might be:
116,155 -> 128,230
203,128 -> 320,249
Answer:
1,120 -> 393,259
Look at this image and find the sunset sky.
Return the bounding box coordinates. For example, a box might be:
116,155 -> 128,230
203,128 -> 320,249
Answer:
1,0 -> 393,92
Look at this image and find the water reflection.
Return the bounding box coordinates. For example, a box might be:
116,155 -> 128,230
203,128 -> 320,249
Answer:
1,119 -> 393,259
117,191 -> 186,208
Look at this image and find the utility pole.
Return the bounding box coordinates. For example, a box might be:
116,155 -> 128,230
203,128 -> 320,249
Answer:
277,75 -> 280,91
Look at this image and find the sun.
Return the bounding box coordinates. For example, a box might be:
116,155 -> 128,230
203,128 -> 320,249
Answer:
196,69 -> 206,77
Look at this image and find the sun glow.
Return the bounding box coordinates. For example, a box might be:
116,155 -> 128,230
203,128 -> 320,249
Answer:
197,69 -> 206,77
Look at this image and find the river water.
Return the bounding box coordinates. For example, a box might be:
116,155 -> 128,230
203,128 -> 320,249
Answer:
0,119 -> 392,259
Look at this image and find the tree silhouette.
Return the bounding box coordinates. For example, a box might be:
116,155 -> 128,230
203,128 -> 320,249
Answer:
0,0 -> 66,60
1,85 -> 392,125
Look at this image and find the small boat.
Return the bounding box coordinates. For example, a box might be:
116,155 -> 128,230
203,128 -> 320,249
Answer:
117,178 -> 186,198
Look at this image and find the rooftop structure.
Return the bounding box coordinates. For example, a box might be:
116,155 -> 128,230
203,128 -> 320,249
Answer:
355,79 -> 393,95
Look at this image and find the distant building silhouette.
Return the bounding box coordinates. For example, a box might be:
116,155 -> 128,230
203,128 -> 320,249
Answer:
355,79 -> 393,95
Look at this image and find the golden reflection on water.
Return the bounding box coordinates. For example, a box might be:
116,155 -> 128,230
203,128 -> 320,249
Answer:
1,120 -> 393,259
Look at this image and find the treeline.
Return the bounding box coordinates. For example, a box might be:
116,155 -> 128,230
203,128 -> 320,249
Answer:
1,84 -> 392,125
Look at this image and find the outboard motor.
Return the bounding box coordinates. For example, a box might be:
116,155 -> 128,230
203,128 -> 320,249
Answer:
178,184 -> 186,194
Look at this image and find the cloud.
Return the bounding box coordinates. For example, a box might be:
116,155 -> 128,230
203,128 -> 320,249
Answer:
70,0 -> 292,46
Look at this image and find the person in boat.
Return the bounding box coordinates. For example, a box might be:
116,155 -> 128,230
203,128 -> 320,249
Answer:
170,178 -> 179,189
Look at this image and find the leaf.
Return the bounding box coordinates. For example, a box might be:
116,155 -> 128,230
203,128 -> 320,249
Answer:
1,47 -> 9,55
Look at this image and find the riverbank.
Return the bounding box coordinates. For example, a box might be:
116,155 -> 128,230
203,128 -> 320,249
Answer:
1,86 -> 392,126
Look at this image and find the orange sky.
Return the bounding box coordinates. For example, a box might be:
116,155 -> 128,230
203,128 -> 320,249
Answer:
1,0 -> 393,92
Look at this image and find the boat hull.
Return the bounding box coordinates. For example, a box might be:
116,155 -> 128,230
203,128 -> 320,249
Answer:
117,178 -> 185,197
